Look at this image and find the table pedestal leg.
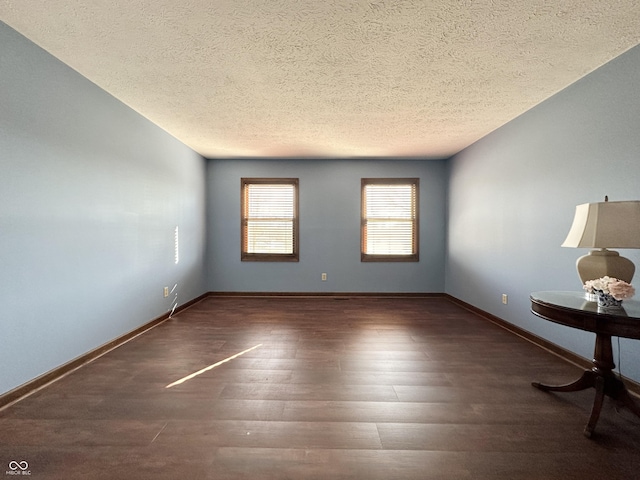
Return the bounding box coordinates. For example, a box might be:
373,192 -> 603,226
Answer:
584,376 -> 605,438
531,370 -> 596,392
532,333 -> 640,437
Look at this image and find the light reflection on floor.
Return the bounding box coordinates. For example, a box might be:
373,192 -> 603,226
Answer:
165,343 -> 262,388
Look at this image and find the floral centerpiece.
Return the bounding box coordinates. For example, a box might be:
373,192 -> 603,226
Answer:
583,276 -> 635,308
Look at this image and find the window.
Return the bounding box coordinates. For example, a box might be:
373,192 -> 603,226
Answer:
361,178 -> 419,262
241,178 -> 299,261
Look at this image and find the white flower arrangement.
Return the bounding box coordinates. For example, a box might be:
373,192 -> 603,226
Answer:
583,276 -> 635,300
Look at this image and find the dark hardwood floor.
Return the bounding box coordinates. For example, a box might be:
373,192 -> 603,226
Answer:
2,296 -> 640,479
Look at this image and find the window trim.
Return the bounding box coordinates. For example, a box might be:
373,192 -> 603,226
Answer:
361,178 -> 419,262
241,178 -> 299,262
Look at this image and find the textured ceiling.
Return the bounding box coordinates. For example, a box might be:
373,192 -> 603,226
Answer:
1,1 -> 640,159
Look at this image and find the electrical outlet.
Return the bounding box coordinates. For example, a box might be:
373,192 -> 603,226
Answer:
164,287 -> 169,297
502,294 -> 508,305
321,273 -> 327,281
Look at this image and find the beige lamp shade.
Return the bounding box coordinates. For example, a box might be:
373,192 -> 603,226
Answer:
562,201 -> 640,249
562,200 -> 640,284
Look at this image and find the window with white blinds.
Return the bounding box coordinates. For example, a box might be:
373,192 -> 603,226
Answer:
241,178 -> 299,261
361,178 -> 419,262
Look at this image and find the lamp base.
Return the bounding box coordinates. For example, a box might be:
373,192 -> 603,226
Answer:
576,249 -> 635,284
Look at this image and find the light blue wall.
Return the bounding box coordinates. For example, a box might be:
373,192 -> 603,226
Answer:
447,44 -> 640,382
206,159 -> 447,293
0,22 -> 207,396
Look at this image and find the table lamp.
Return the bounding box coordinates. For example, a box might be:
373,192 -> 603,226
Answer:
562,198 -> 640,284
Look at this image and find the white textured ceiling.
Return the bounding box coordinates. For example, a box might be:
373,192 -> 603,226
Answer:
2,1 -> 640,158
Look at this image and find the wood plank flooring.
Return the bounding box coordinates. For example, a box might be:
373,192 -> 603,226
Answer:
2,296 -> 640,479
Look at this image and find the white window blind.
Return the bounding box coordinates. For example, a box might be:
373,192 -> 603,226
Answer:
361,179 -> 419,261
241,179 -> 299,261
